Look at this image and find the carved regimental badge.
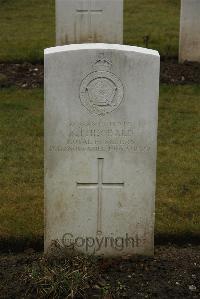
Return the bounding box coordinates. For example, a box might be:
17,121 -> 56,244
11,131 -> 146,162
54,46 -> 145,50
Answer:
80,56 -> 124,116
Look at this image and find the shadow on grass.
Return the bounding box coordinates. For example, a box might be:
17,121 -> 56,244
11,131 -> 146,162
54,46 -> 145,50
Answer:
0,234 -> 200,253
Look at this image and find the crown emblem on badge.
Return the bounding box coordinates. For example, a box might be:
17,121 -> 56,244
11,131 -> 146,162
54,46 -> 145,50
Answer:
80,55 -> 124,116
93,56 -> 112,71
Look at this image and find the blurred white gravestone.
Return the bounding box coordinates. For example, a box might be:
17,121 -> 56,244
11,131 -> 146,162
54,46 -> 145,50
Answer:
179,0 -> 200,62
56,0 -> 123,45
44,44 -> 160,257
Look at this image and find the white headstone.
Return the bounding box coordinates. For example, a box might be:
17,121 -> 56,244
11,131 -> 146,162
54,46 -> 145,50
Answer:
44,44 -> 160,257
56,0 -> 123,45
179,0 -> 200,62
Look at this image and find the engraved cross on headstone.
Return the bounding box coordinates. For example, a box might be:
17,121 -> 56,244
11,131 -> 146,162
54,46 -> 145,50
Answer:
77,158 -> 124,234
76,0 -> 103,41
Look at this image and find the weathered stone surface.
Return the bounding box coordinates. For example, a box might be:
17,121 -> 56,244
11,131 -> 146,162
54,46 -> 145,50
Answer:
179,0 -> 200,62
56,0 -> 123,45
44,44 -> 160,257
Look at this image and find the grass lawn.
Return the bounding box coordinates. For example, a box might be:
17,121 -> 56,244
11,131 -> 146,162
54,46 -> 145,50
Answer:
0,0 -> 180,63
156,85 -> 200,239
0,88 -> 44,241
0,85 -> 199,244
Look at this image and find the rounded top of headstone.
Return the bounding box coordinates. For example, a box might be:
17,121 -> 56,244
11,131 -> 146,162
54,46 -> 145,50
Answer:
44,43 -> 160,57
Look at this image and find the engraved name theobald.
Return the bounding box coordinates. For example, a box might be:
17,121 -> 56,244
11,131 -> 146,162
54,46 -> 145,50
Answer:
49,121 -> 152,153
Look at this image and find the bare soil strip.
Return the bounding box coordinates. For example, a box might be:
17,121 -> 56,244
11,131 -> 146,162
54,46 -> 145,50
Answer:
0,60 -> 200,89
0,246 -> 199,299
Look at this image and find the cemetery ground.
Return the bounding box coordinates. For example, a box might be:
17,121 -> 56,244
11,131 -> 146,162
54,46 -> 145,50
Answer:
0,0 -> 200,298
0,85 -> 199,298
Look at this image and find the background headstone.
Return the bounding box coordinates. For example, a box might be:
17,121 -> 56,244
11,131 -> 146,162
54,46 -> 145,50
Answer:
179,0 -> 200,62
44,44 -> 160,257
56,0 -> 123,45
